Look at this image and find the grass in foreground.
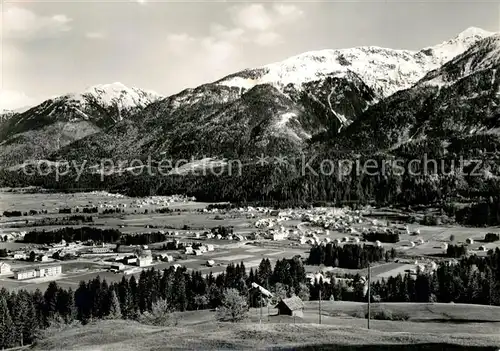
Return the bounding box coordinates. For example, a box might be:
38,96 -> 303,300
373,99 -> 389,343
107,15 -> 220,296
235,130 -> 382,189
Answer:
32,317 -> 500,351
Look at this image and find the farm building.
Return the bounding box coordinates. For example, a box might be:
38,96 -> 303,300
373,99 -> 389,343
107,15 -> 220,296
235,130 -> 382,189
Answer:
110,263 -> 125,271
206,260 -> 215,267
14,269 -> 37,280
126,257 -> 137,264
206,244 -> 215,252
137,256 -> 153,267
157,254 -> 174,262
14,265 -> 62,280
466,238 -> 474,245
0,262 -> 11,275
92,246 -> 112,254
272,232 -> 287,241
306,272 -> 331,285
275,296 -> 304,317
39,265 -> 62,277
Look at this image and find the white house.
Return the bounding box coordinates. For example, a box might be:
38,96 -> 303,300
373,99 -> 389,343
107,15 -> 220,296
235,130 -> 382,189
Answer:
0,262 -> 11,275
13,253 -> 27,260
137,256 -> 153,267
38,265 -> 62,277
14,265 -> 62,280
272,232 -> 286,241
206,244 -> 215,252
14,269 -> 37,280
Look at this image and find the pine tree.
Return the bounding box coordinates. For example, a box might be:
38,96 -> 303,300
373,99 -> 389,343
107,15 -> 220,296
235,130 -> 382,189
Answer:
0,296 -> 15,349
44,281 -> 59,319
32,289 -> 46,327
108,290 -> 122,319
23,293 -> 39,345
75,281 -> 91,323
11,291 -> 31,347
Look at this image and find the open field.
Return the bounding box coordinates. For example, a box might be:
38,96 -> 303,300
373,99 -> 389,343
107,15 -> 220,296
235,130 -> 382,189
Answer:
167,301 -> 500,333
0,191 -> 211,213
32,307 -> 500,351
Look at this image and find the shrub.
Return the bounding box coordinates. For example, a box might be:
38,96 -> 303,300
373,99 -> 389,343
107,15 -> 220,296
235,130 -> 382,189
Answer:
484,233 -> 499,242
363,231 -> 399,243
138,299 -> 178,326
215,288 -> 248,323
422,215 -> 439,226
446,244 -> 467,258
361,307 -> 410,321
35,314 -> 81,341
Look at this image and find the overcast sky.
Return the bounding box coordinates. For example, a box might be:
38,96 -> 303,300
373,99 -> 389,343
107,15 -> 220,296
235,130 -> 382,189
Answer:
1,0 -> 499,110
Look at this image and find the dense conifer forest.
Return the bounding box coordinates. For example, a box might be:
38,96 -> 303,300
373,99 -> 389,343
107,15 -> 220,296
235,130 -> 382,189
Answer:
1,249 -> 499,349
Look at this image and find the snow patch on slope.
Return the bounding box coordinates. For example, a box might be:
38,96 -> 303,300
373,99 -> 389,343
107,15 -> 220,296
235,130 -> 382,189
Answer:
276,112 -> 297,128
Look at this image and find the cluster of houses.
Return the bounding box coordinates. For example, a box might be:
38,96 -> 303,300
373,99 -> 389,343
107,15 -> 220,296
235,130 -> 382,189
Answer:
1,231 -> 27,242
131,195 -> 196,208
112,248 -> 154,268
7,240 -> 109,261
184,243 -> 215,256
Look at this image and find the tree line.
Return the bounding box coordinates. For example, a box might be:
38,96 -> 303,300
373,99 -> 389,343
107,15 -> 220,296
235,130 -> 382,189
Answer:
307,244 -> 397,269
1,151 -> 499,226
1,249 -> 500,349
23,227 -> 122,244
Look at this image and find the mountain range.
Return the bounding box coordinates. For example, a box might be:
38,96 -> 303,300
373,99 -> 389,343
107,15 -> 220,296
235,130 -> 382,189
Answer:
0,27 -> 497,169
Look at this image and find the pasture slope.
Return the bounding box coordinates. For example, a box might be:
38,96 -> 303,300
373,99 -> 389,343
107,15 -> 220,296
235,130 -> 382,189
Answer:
32,303 -> 500,351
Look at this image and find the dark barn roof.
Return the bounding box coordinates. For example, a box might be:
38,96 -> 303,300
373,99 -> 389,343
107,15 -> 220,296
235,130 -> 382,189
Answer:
275,296 -> 303,311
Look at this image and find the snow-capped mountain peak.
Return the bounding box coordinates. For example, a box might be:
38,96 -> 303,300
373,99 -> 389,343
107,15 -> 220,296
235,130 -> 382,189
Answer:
421,33 -> 500,87
456,27 -> 494,41
217,27 -> 495,99
66,82 -> 164,110
419,27 -> 494,64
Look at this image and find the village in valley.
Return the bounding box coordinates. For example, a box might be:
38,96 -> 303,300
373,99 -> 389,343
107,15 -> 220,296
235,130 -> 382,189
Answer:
1,189 -> 498,299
